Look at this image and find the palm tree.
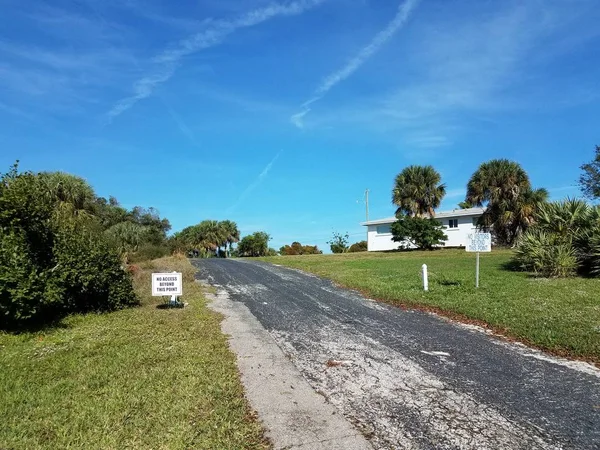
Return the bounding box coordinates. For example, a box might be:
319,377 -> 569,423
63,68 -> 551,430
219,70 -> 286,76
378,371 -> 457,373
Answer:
197,220 -> 228,256
104,221 -> 149,261
466,159 -> 530,207
39,172 -> 97,228
466,160 -> 545,245
392,165 -> 446,217
219,220 -> 240,257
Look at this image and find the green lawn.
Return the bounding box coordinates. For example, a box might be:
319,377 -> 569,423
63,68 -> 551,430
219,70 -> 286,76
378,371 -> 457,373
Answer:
0,257 -> 268,450
261,249 -> 600,363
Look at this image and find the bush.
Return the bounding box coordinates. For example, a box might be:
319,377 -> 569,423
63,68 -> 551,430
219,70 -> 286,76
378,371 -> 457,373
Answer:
49,228 -> 137,313
0,228 -> 55,326
514,229 -> 578,277
328,232 -> 349,254
348,241 -> 368,252
0,165 -> 138,329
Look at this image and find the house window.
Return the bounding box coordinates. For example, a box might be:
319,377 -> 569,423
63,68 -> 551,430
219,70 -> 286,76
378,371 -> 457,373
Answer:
448,219 -> 458,228
376,225 -> 391,234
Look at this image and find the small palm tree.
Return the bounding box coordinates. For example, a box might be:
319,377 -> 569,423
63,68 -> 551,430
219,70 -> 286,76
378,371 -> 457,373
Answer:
392,165 -> 446,217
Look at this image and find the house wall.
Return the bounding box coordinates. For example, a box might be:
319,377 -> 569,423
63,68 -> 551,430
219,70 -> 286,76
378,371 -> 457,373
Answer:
366,214 -> 481,251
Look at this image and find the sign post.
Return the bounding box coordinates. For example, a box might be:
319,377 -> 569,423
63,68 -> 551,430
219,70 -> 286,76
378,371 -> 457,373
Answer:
152,272 -> 183,305
466,233 -> 491,288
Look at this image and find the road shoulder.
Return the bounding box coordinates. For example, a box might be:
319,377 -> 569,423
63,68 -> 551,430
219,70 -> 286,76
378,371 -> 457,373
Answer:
201,282 -> 372,450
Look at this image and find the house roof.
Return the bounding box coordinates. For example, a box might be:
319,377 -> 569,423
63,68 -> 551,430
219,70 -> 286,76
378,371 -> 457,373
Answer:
360,207 -> 485,226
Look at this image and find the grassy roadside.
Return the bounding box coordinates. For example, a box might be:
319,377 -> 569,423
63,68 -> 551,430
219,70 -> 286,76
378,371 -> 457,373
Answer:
0,256 -> 268,449
260,250 -> 600,363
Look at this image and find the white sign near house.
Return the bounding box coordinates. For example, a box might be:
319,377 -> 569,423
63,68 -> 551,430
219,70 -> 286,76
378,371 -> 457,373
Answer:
466,233 -> 492,253
152,272 -> 182,296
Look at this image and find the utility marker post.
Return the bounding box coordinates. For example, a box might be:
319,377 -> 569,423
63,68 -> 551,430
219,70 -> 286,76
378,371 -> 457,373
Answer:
476,252 -> 480,288
466,233 -> 491,288
422,264 -> 429,291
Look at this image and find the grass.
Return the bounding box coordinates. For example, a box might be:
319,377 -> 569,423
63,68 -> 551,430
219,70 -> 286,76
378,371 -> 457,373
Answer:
0,256 -> 268,450
260,249 -> 600,363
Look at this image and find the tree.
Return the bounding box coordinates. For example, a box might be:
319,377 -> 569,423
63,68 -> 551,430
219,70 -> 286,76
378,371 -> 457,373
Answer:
39,171 -> 96,224
197,220 -> 227,255
466,159 -> 530,207
466,159 -> 546,246
458,200 -> 473,209
219,220 -> 240,257
327,231 -> 349,254
392,165 -> 446,217
391,216 -> 447,250
579,145 -> 600,200
348,241 -> 368,252
237,232 -> 271,257
128,206 -> 171,245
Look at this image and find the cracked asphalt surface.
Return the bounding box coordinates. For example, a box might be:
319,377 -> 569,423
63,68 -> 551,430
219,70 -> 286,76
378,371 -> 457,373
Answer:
193,258 -> 600,449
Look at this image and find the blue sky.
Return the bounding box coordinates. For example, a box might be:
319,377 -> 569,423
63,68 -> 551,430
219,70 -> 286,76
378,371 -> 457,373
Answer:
1,0 -> 599,251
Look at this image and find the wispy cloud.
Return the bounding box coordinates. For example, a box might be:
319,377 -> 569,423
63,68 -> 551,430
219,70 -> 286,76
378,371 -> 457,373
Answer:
107,0 -> 325,121
307,0 -> 600,149
291,0 -> 420,128
227,150 -> 283,213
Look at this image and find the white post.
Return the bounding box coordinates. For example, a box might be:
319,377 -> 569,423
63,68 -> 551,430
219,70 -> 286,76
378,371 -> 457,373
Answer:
170,271 -> 178,304
476,252 -> 480,288
422,264 -> 429,291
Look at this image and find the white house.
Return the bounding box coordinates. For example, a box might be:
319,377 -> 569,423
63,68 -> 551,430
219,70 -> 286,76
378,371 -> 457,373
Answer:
361,207 -> 485,251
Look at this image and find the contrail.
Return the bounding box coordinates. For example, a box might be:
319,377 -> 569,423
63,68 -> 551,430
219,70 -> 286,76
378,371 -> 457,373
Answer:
228,150 -> 283,213
107,0 -> 325,121
291,0 -> 420,128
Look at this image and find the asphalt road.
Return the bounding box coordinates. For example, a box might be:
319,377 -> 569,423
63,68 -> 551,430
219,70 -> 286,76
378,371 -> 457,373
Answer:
193,258 -> 600,450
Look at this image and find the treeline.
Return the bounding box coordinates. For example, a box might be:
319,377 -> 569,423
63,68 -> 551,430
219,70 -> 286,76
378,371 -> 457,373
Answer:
170,220 -> 240,258
390,146 -> 600,277
0,164 -> 171,329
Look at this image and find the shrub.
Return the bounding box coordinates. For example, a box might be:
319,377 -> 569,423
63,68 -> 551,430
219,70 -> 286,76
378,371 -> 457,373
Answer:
0,228 -> 56,326
513,198 -> 600,277
0,165 -> 138,329
514,229 -> 578,277
328,232 -> 349,254
49,227 -> 138,313
348,241 -> 368,252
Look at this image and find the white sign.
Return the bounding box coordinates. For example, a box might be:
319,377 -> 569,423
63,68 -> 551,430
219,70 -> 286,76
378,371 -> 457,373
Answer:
466,233 -> 492,253
152,272 -> 182,296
